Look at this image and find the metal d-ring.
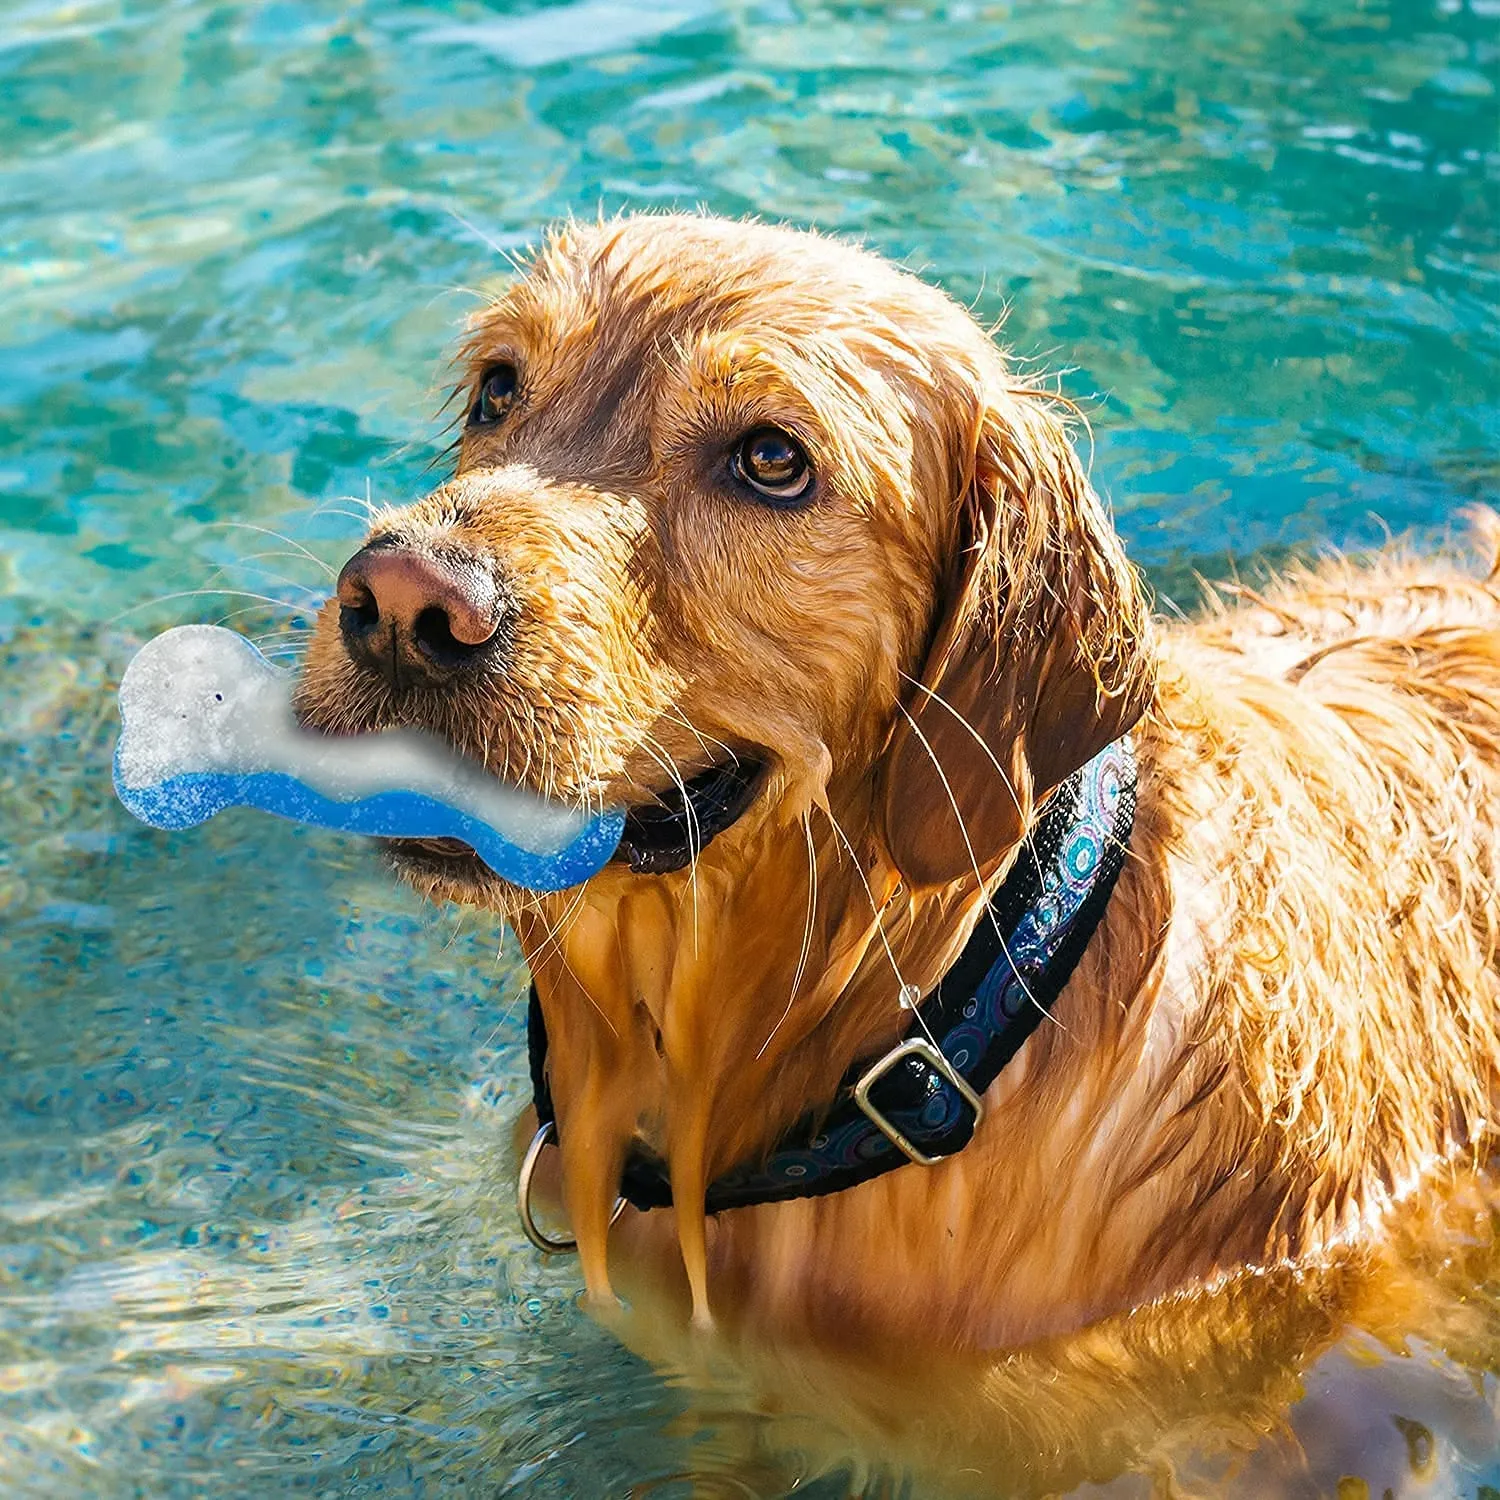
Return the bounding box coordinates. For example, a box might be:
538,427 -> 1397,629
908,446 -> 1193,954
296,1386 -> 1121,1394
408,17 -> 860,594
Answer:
516,1119 -> 627,1254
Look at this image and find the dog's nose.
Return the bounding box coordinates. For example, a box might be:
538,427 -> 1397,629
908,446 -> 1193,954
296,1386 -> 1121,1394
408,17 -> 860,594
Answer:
336,541 -> 510,685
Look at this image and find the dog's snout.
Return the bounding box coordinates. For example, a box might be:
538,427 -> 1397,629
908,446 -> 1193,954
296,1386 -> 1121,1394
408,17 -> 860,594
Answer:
336,540 -> 511,686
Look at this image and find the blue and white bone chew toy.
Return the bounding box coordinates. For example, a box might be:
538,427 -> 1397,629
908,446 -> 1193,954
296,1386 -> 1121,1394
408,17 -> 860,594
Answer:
112,626 -> 625,893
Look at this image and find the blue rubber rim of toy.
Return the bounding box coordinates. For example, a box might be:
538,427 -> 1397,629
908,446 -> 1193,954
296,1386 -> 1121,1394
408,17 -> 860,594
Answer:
112,751 -> 626,895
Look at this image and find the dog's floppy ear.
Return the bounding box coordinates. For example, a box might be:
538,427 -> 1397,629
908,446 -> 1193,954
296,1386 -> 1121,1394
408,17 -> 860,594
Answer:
876,381 -> 1154,891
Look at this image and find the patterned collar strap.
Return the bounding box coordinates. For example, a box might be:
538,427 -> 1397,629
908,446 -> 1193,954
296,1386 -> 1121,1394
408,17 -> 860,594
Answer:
528,737 -> 1137,1215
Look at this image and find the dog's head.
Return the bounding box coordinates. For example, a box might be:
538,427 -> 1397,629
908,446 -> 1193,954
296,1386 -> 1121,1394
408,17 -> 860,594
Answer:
296,214 -> 1154,1305
296,213 -> 1151,908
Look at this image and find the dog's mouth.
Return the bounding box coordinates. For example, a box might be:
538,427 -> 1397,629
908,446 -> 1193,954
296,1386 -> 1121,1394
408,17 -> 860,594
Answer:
615,754 -> 766,875
383,753 -> 766,891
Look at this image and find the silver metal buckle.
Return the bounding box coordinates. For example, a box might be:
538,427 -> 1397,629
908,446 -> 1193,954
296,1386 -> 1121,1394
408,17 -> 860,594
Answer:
852,1037 -> 986,1167
516,1120 -> 626,1254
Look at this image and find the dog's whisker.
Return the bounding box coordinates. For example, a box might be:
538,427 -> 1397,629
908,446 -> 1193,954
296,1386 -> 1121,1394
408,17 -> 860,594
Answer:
199,521 -> 338,580
227,548 -> 338,582
524,886 -> 615,1039
215,569 -> 329,612
245,639 -> 310,662
107,588 -> 311,626
525,880 -> 591,975
445,204 -> 510,259
755,811 -> 819,1061
438,904 -> 469,955
892,700 -> 1061,1033
815,803 -> 941,1052
659,702 -> 739,768
304,489 -> 382,528
244,622 -> 312,639
306,506 -> 376,529
897,669 -> 1046,890
211,604 -> 315,633
640,732 -> 702,950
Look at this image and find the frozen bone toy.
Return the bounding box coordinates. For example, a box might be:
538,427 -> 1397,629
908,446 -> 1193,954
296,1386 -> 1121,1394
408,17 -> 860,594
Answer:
112,625 -> 625,893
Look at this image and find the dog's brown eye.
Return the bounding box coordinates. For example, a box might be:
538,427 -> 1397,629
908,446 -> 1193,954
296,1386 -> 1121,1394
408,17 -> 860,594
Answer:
731,427 -> 814,506
469,363 -> 518,427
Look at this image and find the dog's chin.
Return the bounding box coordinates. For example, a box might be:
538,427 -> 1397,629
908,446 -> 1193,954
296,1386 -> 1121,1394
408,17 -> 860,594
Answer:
381,837 -> 529,913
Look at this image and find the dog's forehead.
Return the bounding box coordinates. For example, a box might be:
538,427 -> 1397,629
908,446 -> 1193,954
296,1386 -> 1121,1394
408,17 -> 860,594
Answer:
472,221 -> 964,453
484,218 -> 947,361
452,217 -> 989,507
548,217 -> 898,304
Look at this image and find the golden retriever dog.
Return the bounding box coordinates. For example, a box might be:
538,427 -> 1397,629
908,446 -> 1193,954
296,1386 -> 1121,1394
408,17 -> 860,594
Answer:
293,213 -> 1500,1436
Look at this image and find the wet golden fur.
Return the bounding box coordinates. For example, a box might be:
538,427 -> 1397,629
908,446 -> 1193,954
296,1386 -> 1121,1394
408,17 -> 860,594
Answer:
295,214 -> 1500,1362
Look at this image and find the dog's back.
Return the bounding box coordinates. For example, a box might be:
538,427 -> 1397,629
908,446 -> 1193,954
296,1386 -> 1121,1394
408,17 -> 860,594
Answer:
1141,514 -> 1500,1268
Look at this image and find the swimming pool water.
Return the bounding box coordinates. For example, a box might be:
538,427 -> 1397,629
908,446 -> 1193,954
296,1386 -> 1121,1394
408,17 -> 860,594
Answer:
1,0 -> 1496,1494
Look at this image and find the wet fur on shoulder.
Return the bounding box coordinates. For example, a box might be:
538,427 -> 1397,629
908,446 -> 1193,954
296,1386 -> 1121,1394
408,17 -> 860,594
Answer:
295,213 -> 1500,1355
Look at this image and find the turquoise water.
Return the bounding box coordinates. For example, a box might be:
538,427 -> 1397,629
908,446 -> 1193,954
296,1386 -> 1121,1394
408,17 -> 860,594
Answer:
1,0 -> 1497,1494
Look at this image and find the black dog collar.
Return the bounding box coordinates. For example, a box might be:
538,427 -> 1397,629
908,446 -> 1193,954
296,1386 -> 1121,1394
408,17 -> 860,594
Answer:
528,737 -> 1137,1214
